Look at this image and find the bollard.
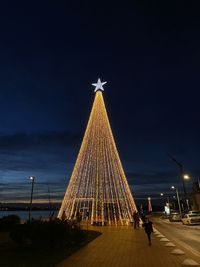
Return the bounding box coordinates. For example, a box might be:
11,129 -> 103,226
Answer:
171,249 -> 185,255
182,259 -> 199,266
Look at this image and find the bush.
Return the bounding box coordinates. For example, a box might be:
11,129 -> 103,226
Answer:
0,215 -> 21,231
10,219 -> 86,250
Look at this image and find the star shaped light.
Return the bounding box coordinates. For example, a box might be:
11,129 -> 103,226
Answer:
92,78 -> 107,93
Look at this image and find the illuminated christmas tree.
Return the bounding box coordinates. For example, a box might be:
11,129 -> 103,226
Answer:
58,79 -> 137,225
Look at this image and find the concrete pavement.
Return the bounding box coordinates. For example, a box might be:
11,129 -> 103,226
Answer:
56,225 -> 200,267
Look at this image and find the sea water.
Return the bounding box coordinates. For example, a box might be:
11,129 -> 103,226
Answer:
0,210 -> 58,220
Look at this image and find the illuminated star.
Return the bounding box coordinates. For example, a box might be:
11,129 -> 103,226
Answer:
92,78 -> 107,93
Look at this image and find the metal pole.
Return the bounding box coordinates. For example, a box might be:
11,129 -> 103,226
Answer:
29,177 -> 35,222
186,199 -> 190,211
176,188 -> 182,218
169,155 -> 187,197
86,210 -> 89,232
198,178 -> 200,190
168,155 -> 190,212
179,165 -> 187,197
167,196 -> 171,214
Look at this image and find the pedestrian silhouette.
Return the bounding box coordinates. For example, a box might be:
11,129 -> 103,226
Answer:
133,211 -> 140,229
142,217 -> 153,245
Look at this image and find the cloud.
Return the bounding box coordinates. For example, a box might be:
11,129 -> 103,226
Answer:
126,170 -> 180,185
0,132 -> 198,203
0,131 -> 81,173
127,169 -> 196,201
0,181 -> 66,202
0,131 -> 81,152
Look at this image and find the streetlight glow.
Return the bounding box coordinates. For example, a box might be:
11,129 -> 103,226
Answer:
160,193 -> 164,196
171,186 -> 175,189
183,174 -> 190,180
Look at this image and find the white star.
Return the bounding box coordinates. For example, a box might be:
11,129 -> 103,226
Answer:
92,78 -> 107,93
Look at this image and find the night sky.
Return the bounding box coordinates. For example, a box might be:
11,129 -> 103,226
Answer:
0,1 -> 200,205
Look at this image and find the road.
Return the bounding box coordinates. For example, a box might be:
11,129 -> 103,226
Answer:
152,216 -> 200,259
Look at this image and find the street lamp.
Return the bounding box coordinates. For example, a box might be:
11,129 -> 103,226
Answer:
183,174 -> 191,210
148,197 -> 152,214
183,174 -> 190,180
29,176 -> 35,222
168,155 -> 192,211
160,193 -> 170,215
168,155 -> 187,197
198,178 -> 200,189
171,186 -> 182,218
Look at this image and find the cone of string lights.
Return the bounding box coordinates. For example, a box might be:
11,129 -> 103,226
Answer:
58,79 -> 137,226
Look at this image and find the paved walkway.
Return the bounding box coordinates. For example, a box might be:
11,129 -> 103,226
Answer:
57,226 -> 200,267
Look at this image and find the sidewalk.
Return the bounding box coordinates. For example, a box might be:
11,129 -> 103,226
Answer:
56,225 -> 200,267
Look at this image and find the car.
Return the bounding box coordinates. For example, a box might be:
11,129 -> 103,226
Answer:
169,212 -> 181,222
181,211 -> 200,225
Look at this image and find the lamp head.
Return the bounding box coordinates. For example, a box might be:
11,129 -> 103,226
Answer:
183,174 -> 190,180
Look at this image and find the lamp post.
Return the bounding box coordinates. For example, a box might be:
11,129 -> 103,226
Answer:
198,178 -> 200,189
171,186 -> 182,218
168,155 -> 192,211
168,155 -> 187,197
160,193 -> 170,215
148,197 -> 152,214
183,174 -> 191,211
29,176 -> 35,222
160,193 -> 165,213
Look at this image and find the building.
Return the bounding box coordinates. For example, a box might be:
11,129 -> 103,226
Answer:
192,180 -> 200,211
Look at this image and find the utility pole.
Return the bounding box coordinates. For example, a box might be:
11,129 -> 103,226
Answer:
171,186 -> 182,218
168,155 -> 187,197
198,178 -> 200,190
29,176 -> 35,222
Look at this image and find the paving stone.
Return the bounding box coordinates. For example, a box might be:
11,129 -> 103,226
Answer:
56,226 -> 198,267
164,242 -> 176,247
182,259 -> 200,266
160,238 -> 170,242
171,249 -> 185,255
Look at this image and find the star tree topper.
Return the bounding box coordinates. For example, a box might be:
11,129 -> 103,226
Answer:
92,78 -> 107,93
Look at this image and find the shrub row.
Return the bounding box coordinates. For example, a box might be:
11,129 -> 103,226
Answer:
0,215 -> 20,231
10,219 -> 85,250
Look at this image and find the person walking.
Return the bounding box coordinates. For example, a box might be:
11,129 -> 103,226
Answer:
133,211 -> 140,229
142,217 -> 153,245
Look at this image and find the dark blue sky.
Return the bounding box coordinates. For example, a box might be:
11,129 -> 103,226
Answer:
0,1 -> 200,204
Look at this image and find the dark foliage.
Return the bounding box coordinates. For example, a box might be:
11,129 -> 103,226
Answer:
0,215 -> 20,231
0,218 -> 101,267
10,219 -> 85,250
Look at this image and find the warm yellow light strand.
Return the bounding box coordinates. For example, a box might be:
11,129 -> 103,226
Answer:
58,91 -> 137,225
